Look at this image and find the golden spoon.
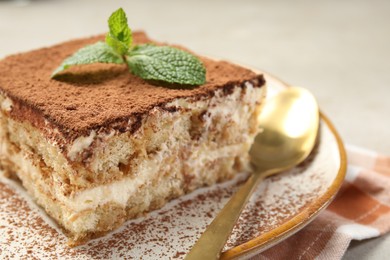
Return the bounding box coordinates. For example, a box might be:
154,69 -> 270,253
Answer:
185,87 -> 320,260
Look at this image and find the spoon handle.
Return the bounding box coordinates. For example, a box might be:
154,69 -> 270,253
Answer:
185,172 -> 267,260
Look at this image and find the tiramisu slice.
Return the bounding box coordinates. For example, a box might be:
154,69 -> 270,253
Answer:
0,32 -> 266,245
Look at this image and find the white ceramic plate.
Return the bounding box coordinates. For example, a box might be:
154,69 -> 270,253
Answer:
0,72 -> 346,259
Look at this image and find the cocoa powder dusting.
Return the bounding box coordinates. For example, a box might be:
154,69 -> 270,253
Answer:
0,142 -> 330,259
0,32 -> 264,142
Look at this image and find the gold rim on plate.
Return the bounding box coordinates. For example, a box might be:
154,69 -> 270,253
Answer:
220,72 -> 347,260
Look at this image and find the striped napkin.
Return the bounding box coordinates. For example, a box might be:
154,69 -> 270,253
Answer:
253,145 -> 390,260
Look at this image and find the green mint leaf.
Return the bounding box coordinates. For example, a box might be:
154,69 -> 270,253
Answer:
105,8 -> 132,55
52,42 -> 124,77
53,8 -> 206,87
126,44 -> 206,85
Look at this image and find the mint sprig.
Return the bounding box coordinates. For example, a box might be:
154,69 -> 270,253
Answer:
52,8 -> 206,86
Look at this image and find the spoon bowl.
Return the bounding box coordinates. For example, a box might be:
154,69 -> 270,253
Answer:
250,87 -> 319,173
185,87 -> 319,260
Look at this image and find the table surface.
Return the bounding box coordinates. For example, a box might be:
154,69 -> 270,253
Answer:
0,0 -> 389,259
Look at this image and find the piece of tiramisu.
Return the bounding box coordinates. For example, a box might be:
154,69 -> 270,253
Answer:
0,32 -> 266,245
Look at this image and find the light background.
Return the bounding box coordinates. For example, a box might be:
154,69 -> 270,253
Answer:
0,0 -> 389,258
